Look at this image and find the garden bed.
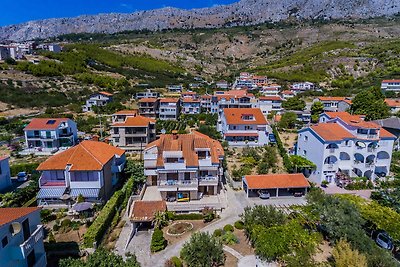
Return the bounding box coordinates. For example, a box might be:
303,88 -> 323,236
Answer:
166,222 -> 193,236
162,220 -> 210,245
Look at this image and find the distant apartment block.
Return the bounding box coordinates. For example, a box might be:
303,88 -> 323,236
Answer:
0,156 -> 11,192
314,97 -> 348,112
219,108 -> 269,146
381,79 -> 400,92
260,84 -> 281,96
181,98 -> 201,114
290,82 -> 315,92
0,46 -> 11,60
297,112 -> 395,184
143,131 -> 224,201
159,98 -> 180,120
135,89 -> 160,99
215,80 -> 229,89
337,99 -> 352,112
207,89 -> 258,114
385,99 -> 400,114
0,207 -> 46,267
280,90 -> 295,100
82,91 -> 113,112
23,118 -> 78,154
36,141 -> 126,206
233,72 -> 268,90
258,96 -> 283,115
111,110 -> 156,152
167,85 -> 183,92
138,98 -> 159,119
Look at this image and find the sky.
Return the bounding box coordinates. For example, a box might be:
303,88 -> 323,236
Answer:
0,0 -> 238,26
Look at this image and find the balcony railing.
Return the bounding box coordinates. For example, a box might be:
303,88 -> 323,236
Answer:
39,175 -> 66,187
20,225 -> 44,258
158,179 -> 198,188
199,176 -> 218,185
59,132 -> 73,138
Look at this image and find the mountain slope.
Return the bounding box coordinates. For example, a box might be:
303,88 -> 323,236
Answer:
1,0 -> 399,41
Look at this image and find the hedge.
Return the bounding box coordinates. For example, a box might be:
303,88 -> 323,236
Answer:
272,126 -> 292,172
83,175 -> 137,247
151,228 -> 167,252
223,224 -> 234,232
170,213 -> 203,220
234,220 -> 244,230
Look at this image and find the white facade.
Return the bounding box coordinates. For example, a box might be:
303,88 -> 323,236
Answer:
0,208 -> 46,267
291,82 -> 315,92
181,100 -> 201,114
159,100 -> 180,120
258,97 -> 283,116
381,80 -> 400,92
167,85 -> 183,92
297,113 -> 395,184
135,90 -> 160,99
82,92 -> 112,112
0,157 -> 11,192
314,97 -> 347,112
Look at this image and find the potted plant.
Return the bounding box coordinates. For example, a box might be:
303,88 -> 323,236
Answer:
321,180 -> 329,188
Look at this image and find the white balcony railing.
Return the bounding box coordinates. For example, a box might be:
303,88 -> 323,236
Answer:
20,225 -> 44,258
158,179 -> 198,189
199,176 -> 218,185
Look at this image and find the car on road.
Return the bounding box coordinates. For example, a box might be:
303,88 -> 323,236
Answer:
17,172 -> 28,182
258,190 -> 270,199
373,230 -> 393,250
268,134 -> 276,144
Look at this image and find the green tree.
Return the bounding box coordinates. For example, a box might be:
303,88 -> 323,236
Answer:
180,232 -> 225,267
153,211 -> 168,229
124,160 -> 146,184
59,248 -> 140,267
282,97 -> 306,111
289,155 -> 316,173
278,112 -> 297,129
311,101 -> 324,122
351,87 -> 390,120
332,239 -> 367,267
151,228 -> 167,252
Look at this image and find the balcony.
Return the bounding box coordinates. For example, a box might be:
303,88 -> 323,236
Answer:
158,179 -> 198,190
20,225 -> 44,258
39,175 -> 66,187
69,179 -> 101,189
59,132 -> 73,138
164,162 -> 186,170
199,176 -> 218,186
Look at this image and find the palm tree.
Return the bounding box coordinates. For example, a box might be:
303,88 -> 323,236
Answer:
153,211 -> 168,229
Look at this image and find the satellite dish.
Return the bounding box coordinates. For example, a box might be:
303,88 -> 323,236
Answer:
9,222 -> 21,236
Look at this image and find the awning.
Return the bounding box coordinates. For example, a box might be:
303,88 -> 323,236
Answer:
37,188 -> 66,199
70,188 -> 100,198
224,133 -> 258,137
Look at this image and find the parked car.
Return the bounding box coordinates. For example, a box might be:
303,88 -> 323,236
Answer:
258,190 -> 270,199
293,192 -> 303,197
374,230 -> 394,250
269,134 -> 276,144
17,172 -> 28,182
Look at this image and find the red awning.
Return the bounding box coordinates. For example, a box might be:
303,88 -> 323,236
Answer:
224,133 -> 258,137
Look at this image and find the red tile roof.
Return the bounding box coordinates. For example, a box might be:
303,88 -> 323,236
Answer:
324,112 -> 378,129
317,97 -> 346,102
159,98 -> 180,103
281,90 -> 294,95
138,98 -> 158,103
37,141 -> 125,171
99,91 -> 113,97
244,173 -> 310,189
311,123 -> 355,141
182,98 -> 200,103
382,79 -> 400,83
113,110 -> 138,115
259,96 -> 282,101
24,118 -> 70,130
112,115 -> 155,127
131,201 -> 167,222
223,108 -> 267,125
0,207 -> 40,227
385,99 -> 400,107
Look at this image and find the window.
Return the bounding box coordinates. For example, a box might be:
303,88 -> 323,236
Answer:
113,128 -> 119,134
1,236 -> 8,248
304,136 -> 308,141
303,150 -> 307,156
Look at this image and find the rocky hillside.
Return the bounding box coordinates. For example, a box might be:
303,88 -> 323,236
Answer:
1,0 -> 399,41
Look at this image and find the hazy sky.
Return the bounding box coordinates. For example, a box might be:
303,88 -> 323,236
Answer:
0,0 -> 238,26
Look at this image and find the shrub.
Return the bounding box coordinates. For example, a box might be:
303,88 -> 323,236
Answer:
53,224 -> 60,232
61,219 -> 72,228
48,231 -> 56,243
202,207 -> 216,223
77,194 -> 85,203
151,228 -> 167,252
213,229 -> 223,237
223,224 -> 234,232
222,231 -> 239,245
171,256 -> 182,267
234,220 -> 244,230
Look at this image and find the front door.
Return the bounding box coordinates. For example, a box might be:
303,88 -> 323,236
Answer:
151,176 -> 157,186
22,218 -> 30,241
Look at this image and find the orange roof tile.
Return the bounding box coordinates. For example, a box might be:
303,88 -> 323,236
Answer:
382,79 -> 400,83
259,96 -> 282,101
112,115 -> 155,127
0,207 -> 40,227
99,91 -> 113,97
159,98 -> 179,103
37,141 -> 125,171
201,95 -> 212,99
281,90 -> 294,95
385,99 -> 400,107
223,108 -> 267,125
131,201 -> 167,222
244,173 -> 310,189
138,98 -> 158,103
324,112 -> 378,129
310,123 -> 355,141
182,98 -> 200,103
380,128 -> 396,138
24,118 -> 70,130
317,97 -> 346,101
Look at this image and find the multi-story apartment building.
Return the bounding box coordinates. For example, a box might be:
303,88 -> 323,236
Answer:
385,99 -> 400,114
210,89 -> 258,114
337,99 -> 352,112
36,141 -> 125,206
200,95 -> 212,113
23,118 -> 78,154
167,85 -> 183,93
0,156 -> 11,192
0,207 -> 46,267
159,98 -> 180,120
290,82 -> 315,92
181,98 -> 201,114
110,110 -> 156,152
82,91 -> 113,112
381,79 -> 400,92
143,131 -> 224,201
215,80 -> 229,89
0,46 -> 11,60
314,97 -> 348,112
138,98 -> 159,119
218,108 -> 269,146
181,91 -> 198,99
280,90 -> 295,100
135,90 -> 160,100
260,84 -> 281,96
258,96 -> 283,116
232,73 -> 268,90
297,112 -> 396,184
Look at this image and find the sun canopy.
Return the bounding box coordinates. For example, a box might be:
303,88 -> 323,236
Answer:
37,188 -> 66,199
70,188 -> 100,198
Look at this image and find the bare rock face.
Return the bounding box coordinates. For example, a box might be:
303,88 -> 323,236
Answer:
0,0 -> 399,41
